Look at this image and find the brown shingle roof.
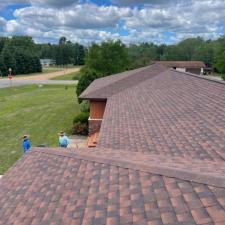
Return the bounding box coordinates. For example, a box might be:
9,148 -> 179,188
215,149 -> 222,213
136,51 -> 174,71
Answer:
0,148 -> 224,225
79,63 -> 167,100
0,64 -> 225,224
156,61 -> 206,68
98,69 -> 225,162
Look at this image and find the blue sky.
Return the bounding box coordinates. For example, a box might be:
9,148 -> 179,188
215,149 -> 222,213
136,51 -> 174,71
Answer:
0,0 -> 225,45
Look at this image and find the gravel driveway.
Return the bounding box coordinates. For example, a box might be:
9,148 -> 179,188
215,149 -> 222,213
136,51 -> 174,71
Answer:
0,68 -> 79,88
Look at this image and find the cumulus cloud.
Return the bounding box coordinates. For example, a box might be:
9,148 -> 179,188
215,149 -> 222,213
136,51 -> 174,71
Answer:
30,0 -> 79,8
13,4 -> 132,30
0,0 -> 28,10
111,0 -> 175,6
0,17 -> 7,32
0,0 -> 79,9
1,0 -> 225,44
124,0 -> 225,42
3,3 -> 131,44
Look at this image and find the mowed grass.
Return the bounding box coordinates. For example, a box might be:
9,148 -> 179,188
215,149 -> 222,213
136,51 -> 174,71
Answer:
0,85 -> 80,174
51,70 -> 81,80
42,67 -> 64,73
13,67 -> 63,77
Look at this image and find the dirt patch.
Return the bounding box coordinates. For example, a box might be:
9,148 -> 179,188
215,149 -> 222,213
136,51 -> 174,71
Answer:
2,68 -> 80,81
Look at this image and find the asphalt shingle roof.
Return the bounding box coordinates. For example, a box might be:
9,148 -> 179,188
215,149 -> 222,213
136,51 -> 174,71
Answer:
79,64 -> 167,100
0,148 -> 224,225
0,64 -> 225,224
98,69 -> 225,162
156,61 -> 206,68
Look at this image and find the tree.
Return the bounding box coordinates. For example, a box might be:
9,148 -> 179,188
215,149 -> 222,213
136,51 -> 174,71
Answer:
77,40 -> 130,98
59,36 -> 67,45
76,67 -> 102,99
86,40 -> 130,75
0,54 -> 7,76
0,36 -> 42,76
1,46 -> 17,75
0,37 -> 7,54
215,51 -> 225,74
192,42 -> 214,67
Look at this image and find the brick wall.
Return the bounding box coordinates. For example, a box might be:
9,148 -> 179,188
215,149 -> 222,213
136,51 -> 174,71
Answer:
89,119 -> 102,134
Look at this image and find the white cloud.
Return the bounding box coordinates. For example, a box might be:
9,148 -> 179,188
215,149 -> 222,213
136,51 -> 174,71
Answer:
1,0 -> 225,44
0,0 -> 28,10
3,3 -> 130,44
13,4 -> 132,30
0,0 -> 80,9
30,0 -> 79,8
0,17 -> 7,33
123,0 -> 225,42
111,0 -> 174,5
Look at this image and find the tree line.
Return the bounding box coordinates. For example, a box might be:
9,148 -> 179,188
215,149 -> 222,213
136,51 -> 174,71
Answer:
0,36 -> 42,76
76,36 -> 225,97
38,36 -> 86,66
0,36 -> 86,76
1,35 -> 225,79
128,37 -> 225,72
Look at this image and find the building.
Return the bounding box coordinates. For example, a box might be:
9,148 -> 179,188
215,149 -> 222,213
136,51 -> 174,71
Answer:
156,61 -> 206,75
40,58 -> 55,67
0,63 -> 225,225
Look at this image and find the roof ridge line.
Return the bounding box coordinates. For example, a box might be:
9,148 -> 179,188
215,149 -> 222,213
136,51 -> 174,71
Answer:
79,64 -> 149,98
84,64 -> 167,99
171,69 -> 225,85
79,64 -> 158,99
31,147 -> 225,188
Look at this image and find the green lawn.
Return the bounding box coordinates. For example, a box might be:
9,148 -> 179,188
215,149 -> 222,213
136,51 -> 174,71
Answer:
50,71 -> 81,80
0,85 -> 80,174
210,73 -> 222,77
42,67 -> 64,73
12,67 -> 63,77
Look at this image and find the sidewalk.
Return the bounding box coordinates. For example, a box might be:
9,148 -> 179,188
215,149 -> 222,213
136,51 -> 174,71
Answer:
68,135 -> 87,148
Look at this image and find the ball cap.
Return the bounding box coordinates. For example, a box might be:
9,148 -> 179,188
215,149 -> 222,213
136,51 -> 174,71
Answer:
58,131 -> 65,136
22,135 -> 30,139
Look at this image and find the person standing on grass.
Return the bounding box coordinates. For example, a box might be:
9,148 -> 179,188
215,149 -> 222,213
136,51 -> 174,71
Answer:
22,135 -> 31,153
58,131 -> 69,148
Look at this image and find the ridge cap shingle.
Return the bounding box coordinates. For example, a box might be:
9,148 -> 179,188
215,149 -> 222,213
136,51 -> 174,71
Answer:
28,147 -> 225,188
79,66 -> 149,99
79,64 -> 167,99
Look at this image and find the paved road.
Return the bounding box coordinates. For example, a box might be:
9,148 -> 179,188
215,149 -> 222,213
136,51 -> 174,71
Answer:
0,79 -> 78,88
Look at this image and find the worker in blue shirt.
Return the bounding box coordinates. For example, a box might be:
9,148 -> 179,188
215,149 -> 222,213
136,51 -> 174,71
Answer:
22,135 -> 31,153
58,131 -> 69,148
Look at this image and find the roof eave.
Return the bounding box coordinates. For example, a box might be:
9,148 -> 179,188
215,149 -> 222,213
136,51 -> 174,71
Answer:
79,96 -> 107,101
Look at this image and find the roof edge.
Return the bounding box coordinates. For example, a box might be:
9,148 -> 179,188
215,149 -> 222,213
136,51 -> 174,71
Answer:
172,69 -> 225,85
79,65 -> 157,100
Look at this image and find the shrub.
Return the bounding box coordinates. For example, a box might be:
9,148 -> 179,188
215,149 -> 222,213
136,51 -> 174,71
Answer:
73,112 -> 89,124
73,72 -> 81,80
80,100 -> 90,112
222,74 -> 225,81
72,112 -> 89,135
76,67 -> 102,98
72,122 -> 88,135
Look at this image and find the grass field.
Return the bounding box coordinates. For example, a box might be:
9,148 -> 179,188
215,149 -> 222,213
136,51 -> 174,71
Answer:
0,85 -> 80,174
42,67 -> 64,73
12,67 -> 63,77
50,71 -> 81,80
